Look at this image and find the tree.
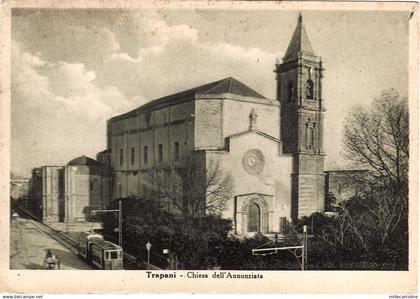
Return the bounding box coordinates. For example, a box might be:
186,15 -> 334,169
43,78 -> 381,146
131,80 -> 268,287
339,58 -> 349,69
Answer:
297,209 -> 406,269
343,89 -> 408,192
100,196 -> 232,269
100,153 -> 234,269
284,90 -> 409,270
343,89 -> 408,243
143,154 -> 233,220
315,89 -> 411,268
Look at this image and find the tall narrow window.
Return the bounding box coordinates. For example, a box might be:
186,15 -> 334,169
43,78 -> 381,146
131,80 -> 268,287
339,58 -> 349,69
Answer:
130,147 -> 135,165
158,144 -> 163,162
119,149 -> 123,166
288,81 -> 294,102
143,146 -> 148,164
145,112 -> 151,127
174,142 -> 180,161
306,79 -> 314,99
90,182 -> 94,191
309,127 -> 315,146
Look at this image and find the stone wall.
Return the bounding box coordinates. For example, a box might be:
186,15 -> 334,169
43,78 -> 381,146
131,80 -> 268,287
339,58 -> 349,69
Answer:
194,95 -> 280,150
65,166 -> 89,221
292,172 -> 325,219
65,165 -> 106,221
41,166 -> 64,222
291,154 -> 325,220
222,97 -> 280,140
195,99 -> 223,148
278,64 -> 299,153
29,168 -> 43,219
108,100 -> 195,200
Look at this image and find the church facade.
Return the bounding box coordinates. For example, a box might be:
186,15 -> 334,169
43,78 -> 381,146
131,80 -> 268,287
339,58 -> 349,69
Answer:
101,15 -> 326,235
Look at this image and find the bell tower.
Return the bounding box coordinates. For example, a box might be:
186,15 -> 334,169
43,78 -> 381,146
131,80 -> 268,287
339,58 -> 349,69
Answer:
275,14 -> 326,221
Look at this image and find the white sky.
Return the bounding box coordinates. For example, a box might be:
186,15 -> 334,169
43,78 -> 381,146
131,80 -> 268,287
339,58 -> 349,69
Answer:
11,9 -> 409,177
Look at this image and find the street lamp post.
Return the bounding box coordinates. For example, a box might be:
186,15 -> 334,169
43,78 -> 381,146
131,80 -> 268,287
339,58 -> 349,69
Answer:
146,242 -> 152,270
302,225 -> 307,270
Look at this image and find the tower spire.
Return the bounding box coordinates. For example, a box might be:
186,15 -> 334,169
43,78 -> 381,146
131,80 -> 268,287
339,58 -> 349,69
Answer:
276,12 -> 325,220
298,12 -> 302,23
283,13 -> 315,61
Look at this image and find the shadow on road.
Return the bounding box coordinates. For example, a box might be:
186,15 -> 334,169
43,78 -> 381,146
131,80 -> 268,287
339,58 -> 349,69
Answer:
21,249 -> 90,270
47,248 -> 90,270
22,262 -> 45,270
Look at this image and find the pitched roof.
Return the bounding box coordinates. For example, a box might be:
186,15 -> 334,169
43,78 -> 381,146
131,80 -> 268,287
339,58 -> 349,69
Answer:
97,148 -> 111,154
141,77 -> 266,110
227,129 -> 280,143
110,77 -> 266,121
68,155 -> 103,166
203,77 -> 266,98
283,14 -> 316,61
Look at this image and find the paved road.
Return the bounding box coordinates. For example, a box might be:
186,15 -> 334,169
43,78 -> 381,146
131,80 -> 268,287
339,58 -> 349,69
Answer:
10,215 -> 92,270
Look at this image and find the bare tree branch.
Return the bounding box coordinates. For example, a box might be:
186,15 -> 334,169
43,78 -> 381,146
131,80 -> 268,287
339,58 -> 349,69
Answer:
142,154 -> 232,221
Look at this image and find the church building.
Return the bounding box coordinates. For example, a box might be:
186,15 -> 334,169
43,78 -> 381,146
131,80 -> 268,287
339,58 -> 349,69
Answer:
30,156 -> 112,223
101,15 -> 326,235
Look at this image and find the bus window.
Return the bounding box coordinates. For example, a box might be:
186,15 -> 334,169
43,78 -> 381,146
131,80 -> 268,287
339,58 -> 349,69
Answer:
110,251 -> 118,259
119,250 -> 122,259
105,252 -> 110,259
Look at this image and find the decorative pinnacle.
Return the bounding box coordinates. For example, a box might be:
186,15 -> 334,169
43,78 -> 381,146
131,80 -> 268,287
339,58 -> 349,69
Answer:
298,13 -> 302,23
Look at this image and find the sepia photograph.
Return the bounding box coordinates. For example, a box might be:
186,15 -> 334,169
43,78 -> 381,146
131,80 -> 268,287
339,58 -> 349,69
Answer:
2,0 -> 418,294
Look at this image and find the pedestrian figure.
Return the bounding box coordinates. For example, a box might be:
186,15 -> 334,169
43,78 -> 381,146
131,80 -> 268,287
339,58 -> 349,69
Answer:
44,249 -> 58,270
52,254 -> 61,270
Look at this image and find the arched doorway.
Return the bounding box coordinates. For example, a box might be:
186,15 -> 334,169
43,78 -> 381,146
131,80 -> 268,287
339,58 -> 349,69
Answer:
238,194 -> 270,235
248,202 -> 261,232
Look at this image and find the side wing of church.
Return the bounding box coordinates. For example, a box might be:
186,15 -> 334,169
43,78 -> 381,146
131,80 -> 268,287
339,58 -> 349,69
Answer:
101,15 -> 326,235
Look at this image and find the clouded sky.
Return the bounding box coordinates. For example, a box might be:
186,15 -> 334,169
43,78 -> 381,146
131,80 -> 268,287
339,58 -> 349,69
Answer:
11,8 -> 409,177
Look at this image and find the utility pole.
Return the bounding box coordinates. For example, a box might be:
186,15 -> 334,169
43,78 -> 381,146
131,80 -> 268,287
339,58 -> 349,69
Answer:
252,225 -> 308,271
91,200 -> 122,247
118,199 -> 122,247
66,194 -> 70,233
